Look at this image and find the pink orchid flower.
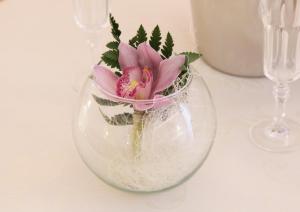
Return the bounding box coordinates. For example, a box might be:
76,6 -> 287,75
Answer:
93,42 -> 185,111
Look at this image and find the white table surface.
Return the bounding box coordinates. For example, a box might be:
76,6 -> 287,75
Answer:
1,0 -> 300,211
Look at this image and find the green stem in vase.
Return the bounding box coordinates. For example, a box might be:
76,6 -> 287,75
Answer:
131,110 -> 145,158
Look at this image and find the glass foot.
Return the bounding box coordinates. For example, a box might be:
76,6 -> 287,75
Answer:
250,119 -> 300,152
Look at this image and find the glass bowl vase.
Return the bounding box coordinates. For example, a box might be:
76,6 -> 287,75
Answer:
73,67 -> 216,193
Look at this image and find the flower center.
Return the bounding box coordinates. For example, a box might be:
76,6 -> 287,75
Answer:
128,80 -> 139,90
142,67 -> 152,83
143,66 -> 150,73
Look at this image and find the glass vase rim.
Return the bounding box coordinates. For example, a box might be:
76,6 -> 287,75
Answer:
93,66 -> 194,104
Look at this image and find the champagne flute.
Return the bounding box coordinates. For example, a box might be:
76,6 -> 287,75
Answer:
73,0 -> 109,91
251,0 -> 300,152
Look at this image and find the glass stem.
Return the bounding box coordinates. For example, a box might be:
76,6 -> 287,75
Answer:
269,82 -> 290,137
86,31 -> 100,68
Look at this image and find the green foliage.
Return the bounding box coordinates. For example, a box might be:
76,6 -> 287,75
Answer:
129,35 -> 138,48
161,32 -> 174,59
92,95 -> 120,106
115,71 -> 122,77
93,95 -> 131,107
162,52 -> 201,96
149,25 -> 162,51
109,14 -> 121,42
106,41 -> 119,50
178,65 -> 189,87
101,50 -> 120,69
162,86 -> 175,96
99,109 -> 133,126
128,25 -> 147,48
180,52 -> 202,64
100,14 -> 121,67
136,25 -> 147,44
176,52 -> 201,88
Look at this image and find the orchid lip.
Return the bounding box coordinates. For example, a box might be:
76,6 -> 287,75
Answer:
94,67 -> 193,104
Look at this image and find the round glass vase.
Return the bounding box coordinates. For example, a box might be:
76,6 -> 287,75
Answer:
73,67 -> 217,193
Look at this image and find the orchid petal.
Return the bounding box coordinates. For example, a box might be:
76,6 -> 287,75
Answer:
137,42 -> 162,75
93,65 -> 118,95
135,67 -> 153,100
133,68 -> 155,111
154,55 -> 185,93
123,67 -> 142,82
133,102 -> 154,111
134,94 -> 172,111
118,42 -> 139,70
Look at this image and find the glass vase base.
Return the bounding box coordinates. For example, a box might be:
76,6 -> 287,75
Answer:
250,119 -> 300,153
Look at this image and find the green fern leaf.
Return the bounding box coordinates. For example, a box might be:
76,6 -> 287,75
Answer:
129,35 -> 138,48
115,71 -> 122,77
106,41 -> 119,50
161,32 -> 174,59
137,25 -> 147,44
128,25 -> 147,48
109,14 -> 121,42
93,95 -> 120,106
99,109 -> 133,126
101,50 -> 120,69
149,25 -> 162,51
180,52 -> 202,64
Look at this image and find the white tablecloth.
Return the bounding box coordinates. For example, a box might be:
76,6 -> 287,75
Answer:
1,0 -> 300,211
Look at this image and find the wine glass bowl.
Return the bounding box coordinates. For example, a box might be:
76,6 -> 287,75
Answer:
73,0 -> 109,32
251,0 -> 300,152
72,0 -> 109,92
260,0 -> 300,82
